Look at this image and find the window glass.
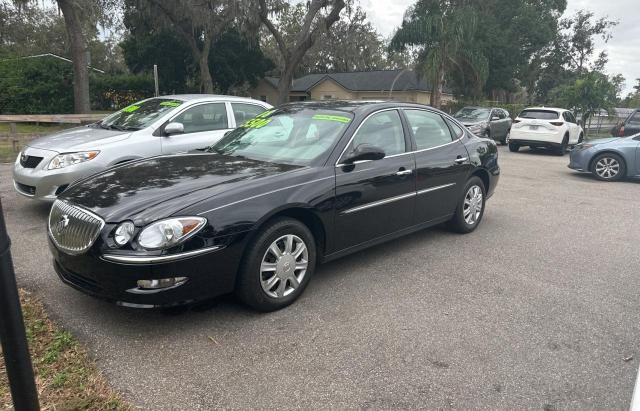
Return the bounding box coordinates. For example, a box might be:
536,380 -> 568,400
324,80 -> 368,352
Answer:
496,110 -> 506,119
100,98 -> 184,131
172,103 -> 228,134
454,107 -> 491,122
628,112 -> 640,124
347,110 -> 405,156
405,110 -> 453,150
210,109 -> 352,166
518,110 -> 559,120
446,119 -> 464,139
231,103 -> 267,124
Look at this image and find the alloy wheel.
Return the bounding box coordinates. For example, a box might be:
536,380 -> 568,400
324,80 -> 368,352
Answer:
463,185 -> 483,225
260,234 -> 309,298
595,157 -> 620,179
505,131 -> 510,145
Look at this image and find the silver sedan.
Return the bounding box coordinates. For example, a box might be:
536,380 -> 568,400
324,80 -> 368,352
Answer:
568,134 -> 640,181
13,94 -> 271,200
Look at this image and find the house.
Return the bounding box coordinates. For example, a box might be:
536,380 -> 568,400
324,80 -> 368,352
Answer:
250,70 -> 455,105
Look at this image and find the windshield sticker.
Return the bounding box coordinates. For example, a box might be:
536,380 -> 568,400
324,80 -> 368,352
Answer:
312,114 -> 351,124
241,118 -> 272,129
122,104 -> 140,113
256,109 -> 275,119
159,101 -> 182,107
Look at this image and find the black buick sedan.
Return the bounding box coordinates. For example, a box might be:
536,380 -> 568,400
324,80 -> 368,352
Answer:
48,101 -> 500,311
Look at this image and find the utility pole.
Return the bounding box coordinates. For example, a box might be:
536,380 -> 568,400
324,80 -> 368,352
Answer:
154,65 -> 159,97
0,198 -> 40,411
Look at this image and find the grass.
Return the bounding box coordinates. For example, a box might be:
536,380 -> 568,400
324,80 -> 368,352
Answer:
0,289 -> 129,411
0,142 -> 18,163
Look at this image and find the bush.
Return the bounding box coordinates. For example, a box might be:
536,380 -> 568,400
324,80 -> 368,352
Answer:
0,57 -> 74,114
90,73 -> 155,111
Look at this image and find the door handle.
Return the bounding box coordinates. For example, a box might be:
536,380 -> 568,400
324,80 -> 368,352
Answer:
396,169 -> 413,176
454,157 -> 468,164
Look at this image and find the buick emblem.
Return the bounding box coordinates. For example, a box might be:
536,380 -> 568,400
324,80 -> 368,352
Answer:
54,214 -> 70,235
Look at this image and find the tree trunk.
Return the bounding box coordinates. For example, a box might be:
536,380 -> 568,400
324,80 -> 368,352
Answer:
57,0 -> 91,114
276,63 -> 296,105
430,68 -> 445,109
198,53 -> 214,94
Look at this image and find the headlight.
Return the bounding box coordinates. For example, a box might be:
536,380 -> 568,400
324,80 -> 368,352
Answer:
48,151 -> 100,170
467,123 -> 485,133
137,217 -> 206,250
113,221 -> 135,246
576,143 -> 594,150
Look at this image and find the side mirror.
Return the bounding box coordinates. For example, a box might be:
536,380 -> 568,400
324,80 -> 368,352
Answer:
343,144 -> 385,164
164,122 -> 184,136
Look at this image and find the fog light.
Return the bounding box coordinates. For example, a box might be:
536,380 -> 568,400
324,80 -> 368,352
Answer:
136,277 -> 187,290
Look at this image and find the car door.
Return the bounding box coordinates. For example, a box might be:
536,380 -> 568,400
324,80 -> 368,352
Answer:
334,109 -> 416,251
229,102 -> 269,128
404,109 -> 472,223
489,109 -> 502,139
160,102 -> 232,153
562,111 -> 579,143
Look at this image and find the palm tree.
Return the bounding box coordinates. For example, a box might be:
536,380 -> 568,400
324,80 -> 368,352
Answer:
390,0 -> 488,108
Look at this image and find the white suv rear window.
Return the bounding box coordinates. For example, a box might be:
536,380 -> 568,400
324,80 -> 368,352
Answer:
519,110 -> 559,120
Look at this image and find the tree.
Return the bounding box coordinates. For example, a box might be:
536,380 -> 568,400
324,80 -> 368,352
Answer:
11,0 -> 119,113
390,0 -> 488,108
132,0 -> 247,93
258,0 -> 346,104
561,10 -> 618,73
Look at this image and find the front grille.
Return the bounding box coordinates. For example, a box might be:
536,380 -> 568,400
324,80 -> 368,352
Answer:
20,155 -> 43,168
15,181 -> 36,196
48,200 -> 105,255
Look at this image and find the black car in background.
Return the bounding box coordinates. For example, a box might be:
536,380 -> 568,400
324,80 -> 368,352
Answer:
612,108 -> 640,137
454,107 -> 512,145
48,101 -> 500,311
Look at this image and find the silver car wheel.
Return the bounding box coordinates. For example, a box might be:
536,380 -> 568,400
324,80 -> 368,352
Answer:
505,131 -> 510,145
595,157 -> 620,179
463,185 -> 483,225
260,234 -> 308,299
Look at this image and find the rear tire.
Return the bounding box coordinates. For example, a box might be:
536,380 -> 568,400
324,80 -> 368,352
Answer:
508,142 -> 520,152
591,153 -> 626,182
503,130 -> 511,145
448,177 -> 486,234
236,218 -> 316,312
556,135 -> 569,156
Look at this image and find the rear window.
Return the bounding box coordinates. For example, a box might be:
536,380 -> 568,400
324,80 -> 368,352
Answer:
518,110 -> 559,120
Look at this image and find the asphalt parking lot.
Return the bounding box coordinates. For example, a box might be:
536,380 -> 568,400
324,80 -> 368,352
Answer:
2,146 -> 640,410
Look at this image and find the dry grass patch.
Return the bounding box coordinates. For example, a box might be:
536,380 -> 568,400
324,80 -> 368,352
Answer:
0,289 -> 129,411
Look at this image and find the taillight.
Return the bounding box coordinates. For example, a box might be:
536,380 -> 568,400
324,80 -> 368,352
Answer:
619,126 -> 625,137
550,122 -> 564,126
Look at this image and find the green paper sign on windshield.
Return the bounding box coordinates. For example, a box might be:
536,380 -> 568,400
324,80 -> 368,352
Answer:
312,114 -> 351,124
242,117 -> 272,129
160,101 -> 182,107
122,105 -> 140,113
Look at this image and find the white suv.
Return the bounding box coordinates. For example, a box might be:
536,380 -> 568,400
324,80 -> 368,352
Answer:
509,107 -> 584,155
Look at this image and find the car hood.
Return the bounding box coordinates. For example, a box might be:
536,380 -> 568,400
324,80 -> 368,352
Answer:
28,125 -> 131,152
460,121 -> 487,127
60,153 -> 301,224
587,137 -> 620,146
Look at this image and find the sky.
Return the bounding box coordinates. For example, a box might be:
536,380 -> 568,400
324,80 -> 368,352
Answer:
361,0 -> 640,96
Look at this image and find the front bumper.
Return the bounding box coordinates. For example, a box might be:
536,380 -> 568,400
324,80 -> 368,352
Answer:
568,147 -> 595,172
49,235 -> 247,308
12,147 -> 105,201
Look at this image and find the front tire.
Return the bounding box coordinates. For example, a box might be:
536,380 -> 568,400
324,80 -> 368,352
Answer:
449,177 -> 486,234
591,153 -> 626,182
508,142 -> 520,152
236,218 -> 316,311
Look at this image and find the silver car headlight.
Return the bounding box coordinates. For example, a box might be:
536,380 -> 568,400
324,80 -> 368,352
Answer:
48,151 -> 100,170
137,217 -> 207,250
467,123 -> 485,133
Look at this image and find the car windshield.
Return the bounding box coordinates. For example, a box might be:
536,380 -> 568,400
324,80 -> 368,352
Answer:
454,107 -> 491,122
99,98 -> 184,131
208,108 -> 353,166
519,110 -> 559,120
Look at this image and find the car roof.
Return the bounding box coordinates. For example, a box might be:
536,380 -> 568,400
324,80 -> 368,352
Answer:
155,94 -> 269,104
276,100 -> 441,116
